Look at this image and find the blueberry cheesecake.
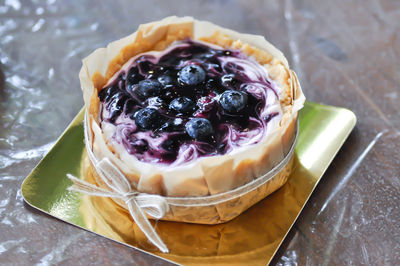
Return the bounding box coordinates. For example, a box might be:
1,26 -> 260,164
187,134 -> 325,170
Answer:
80,16 -> 305,224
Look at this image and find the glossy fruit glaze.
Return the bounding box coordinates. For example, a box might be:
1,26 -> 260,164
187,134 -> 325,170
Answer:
98,39 -> 281,165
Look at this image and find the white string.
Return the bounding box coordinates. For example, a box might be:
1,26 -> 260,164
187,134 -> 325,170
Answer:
66,111 -> 169,253
66,110 -> 297,253
67,162 -> 169,253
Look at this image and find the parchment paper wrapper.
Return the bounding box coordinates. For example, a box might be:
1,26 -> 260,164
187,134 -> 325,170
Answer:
78,16 -> 305,224
79,153 -> 308,264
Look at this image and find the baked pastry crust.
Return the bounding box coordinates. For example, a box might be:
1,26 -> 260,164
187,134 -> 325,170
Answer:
79,16 -> 305,223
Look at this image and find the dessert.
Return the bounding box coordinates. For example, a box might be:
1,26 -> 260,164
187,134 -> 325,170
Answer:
79,16 -> 305,226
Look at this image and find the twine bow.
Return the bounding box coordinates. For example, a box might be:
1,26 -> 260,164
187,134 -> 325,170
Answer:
66,112 -> 169,253
66,110 -> 298,254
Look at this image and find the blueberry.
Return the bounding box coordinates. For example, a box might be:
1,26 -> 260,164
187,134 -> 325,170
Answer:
219,90 -> 248,113
146,96 -> 165,109
107,92 -> 129,110
162,89 -> 179,102
136,58 -> 154,74
135,79 -> 162,99
169,97 -> 196,114
107,92 -> 129,122
124,99 -> 137,113
158,75 -> 174,86
206,78 -> 224,93
185,118 -> 214,139
221,74 -> 238,88
127,67 -> 139,81
126,67 -> 144,89
178,65 -> 206,86
108,91 -> 128,103
134,108 -> 162,130
98,86 -> 118,102
118,72 -> 126,82
160,118 -> 185,132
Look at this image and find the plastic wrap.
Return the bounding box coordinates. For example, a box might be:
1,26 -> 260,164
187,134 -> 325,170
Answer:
1,0 -> 399,265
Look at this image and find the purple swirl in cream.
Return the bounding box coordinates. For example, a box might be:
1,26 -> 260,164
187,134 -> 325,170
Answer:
98,39 -> 282,166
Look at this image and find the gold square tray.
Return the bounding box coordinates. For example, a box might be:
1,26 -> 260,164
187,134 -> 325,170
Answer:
21,101 -> 356,265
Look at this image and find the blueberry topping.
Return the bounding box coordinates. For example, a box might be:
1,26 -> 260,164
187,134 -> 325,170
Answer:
146,96 -> 165,109
206,78 -> 224,93
169,97 -> 196,114
162,90 -> 179,102
158,75 -> 174,86
118,72 -> 126,82
108,93 -> 129,122
185,118 -> 214,139
134,79 -> 162,99
130,139 -> 148,154
159,118 -> 185,132
219,90 -> 248,113
127,67 -> 144,86
162,137 -> 181,152
109,110 -> 122,123
134,108 -> 162,130
136,57 -> 154,74
218,143 -> 227,154
108,91 -> 128,104
217,50 -> 232,56
178,65 -> 206,86
98,39 -> 276,164
224,62 -> 245,73
106,92 -> 129,119
207,63 -> 222,73
221,74 -> 238,88
124,99 -> 137,113
98,86 -> 118,102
